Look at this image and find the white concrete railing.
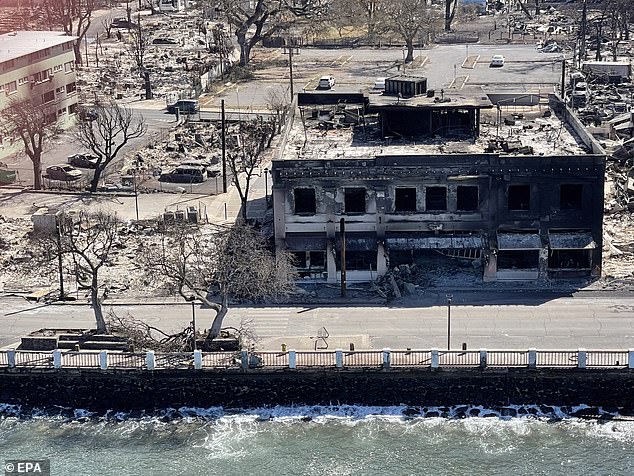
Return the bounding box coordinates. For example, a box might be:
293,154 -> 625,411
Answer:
1,349 -> 633,371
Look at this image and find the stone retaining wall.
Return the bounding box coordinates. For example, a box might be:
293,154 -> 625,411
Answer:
1,368 -> 634,411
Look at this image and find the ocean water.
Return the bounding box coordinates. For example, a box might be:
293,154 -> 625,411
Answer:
1,404 -> 633,476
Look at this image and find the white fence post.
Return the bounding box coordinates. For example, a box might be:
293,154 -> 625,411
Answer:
7,349 -> 15,368
528,348 -> 537,369
629,349 -> 634,369
335,349 -> 343,369
431,349 -> 439,369
146,350 -> 155,370
241,350 -> 249,370
194,350 -> 202,370
99,351 -> 108,370
289,350 -> 297,369
53,350 -> 62,369
578,349 -> 587,369
383,348 -> 391,370
479,349 -> 487,368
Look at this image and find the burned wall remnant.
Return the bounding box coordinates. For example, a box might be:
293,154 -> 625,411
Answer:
273,89 -> 605,283
273,154 -> 604,283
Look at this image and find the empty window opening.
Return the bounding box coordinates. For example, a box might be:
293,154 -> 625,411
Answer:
337,251 -> 375,271
560,184 -> 583,210
425,187 -> 447,211
457,186 -> 479,211
344,188 -> 366,214
309,251 -> 326,269
395,188 -> 417,212
291,251 -> 307,268
294,188 -> 316,214
497,250 -> 539,269
548,250 -> 591,269
508,185 -> 530,211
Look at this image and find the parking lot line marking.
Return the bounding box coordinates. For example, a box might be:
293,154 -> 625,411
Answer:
339,55 -> 353,66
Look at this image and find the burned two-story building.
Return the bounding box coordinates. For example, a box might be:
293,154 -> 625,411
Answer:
272,78 -> 605,283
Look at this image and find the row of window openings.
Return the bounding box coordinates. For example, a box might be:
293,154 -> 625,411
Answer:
41,83 -> 76,104
294,187 -> 478,214
2,45 -> 73,72
2,63 -> 75,95
292,250 -> 591,272
294,185 -> 584,215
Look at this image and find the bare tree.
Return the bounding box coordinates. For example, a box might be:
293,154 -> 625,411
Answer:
101,17 -> 113,39
444,0 -> 459,32
44,0 -> 95,65
349,0 -> 387,41
325,0 -> 363,38
384,0 -> 440,62
72,101 -> 146,192
34,211 -> 123,333
210,24 -> 232,79
1,99 -> 60,190
226,118 -> 276,221
218,0 -> 329,66
140,222 -> 296,340
126,16 -> 153,99
266,86 -> 290,134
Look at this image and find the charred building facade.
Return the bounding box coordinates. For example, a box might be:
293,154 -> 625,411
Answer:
273,81 -> 605,283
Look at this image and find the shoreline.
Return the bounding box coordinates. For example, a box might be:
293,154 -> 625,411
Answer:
2,402 -> 634,422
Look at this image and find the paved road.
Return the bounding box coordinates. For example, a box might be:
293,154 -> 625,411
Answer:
2,292 -> 633,350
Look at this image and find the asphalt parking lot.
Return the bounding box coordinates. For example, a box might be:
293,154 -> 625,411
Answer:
209,44 -> 565,110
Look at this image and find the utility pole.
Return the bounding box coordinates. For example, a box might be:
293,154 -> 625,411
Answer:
446,294 -> 453,350
133,172 -> 139,221
84,35 -> 89,67
191,301 -> 197,351
221,99 -> 227,193
56,216 -> 64,301
288,42 -> 294,102
579,0 -> 587,68
340,217 -> 346,298
560,58 -> 566,99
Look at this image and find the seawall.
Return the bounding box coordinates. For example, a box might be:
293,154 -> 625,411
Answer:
1,368 -> 634,411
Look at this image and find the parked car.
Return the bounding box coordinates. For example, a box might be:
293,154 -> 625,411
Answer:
490,55 -> 505,67
318,75 -> 336,89
45,164 -> 83,181
167,99 -> 200,114
373,77 -> 387,91
68,153 -> 98,169
159,165 -> 206,183
111,18 -> 137,29
152,37 -> 178,45
78,108 -> 98,122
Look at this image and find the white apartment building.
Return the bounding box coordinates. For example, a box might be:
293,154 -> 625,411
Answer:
0,31 -> 78,161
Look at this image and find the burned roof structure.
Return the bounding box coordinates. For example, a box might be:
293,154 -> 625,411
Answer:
368,85 -> 493,137
272,90 -> 605,284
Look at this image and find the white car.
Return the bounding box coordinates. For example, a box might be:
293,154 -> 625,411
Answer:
373,77 -> 387,91
318,75 -> 336,89
490,55 -> 505,67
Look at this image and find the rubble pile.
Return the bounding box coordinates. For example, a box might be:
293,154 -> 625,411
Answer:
0,215 -> 205,298
602,210 -> 634,283
118,121 -> 241,189
0,216 -> 54,293
509,7 -> 574,42
479,110 -> 587,156
80,11 -> 231,103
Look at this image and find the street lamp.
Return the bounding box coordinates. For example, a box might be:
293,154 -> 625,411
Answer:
264,168 -> 269,205
446,294 -> 453,350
